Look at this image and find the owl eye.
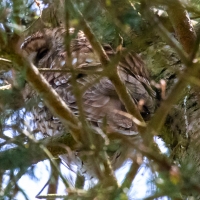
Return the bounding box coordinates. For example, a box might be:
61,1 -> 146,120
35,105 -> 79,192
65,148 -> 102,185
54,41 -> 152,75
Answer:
36,48 -> 49,61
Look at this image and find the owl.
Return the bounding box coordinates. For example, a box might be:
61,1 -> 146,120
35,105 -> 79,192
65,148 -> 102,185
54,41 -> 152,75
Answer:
21,27 -> 156,178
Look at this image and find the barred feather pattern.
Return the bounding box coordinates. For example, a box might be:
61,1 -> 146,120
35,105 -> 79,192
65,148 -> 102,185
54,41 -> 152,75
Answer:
21,27 -> 156,178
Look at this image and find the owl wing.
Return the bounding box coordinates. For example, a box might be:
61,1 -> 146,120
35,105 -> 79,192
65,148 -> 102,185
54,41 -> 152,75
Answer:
50,46 -> 155,135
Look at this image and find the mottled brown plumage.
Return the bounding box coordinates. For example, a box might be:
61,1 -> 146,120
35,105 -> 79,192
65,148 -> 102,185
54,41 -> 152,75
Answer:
21,27 -> 156,178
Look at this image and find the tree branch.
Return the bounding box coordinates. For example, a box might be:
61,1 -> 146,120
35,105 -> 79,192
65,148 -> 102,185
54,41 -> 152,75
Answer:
17,57 -> 83,143
142,2 -> 197,136
166,0 -> 197,55
67,0 -> 145,132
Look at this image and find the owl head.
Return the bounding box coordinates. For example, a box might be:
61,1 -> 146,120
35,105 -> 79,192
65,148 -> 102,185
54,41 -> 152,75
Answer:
21,28 -> 67,68
21,27 -> 101,70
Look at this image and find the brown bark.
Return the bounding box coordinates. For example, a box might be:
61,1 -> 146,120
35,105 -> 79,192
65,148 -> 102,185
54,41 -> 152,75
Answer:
167,0 -> 196,55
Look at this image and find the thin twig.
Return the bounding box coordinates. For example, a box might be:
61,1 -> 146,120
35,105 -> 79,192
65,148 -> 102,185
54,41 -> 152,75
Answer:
121,160 -> 140,189
65,0 -> 119,188
67,0 -> 145,132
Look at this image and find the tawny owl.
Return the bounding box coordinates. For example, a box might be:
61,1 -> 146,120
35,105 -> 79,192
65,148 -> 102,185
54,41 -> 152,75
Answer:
21,27 -> 156,178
